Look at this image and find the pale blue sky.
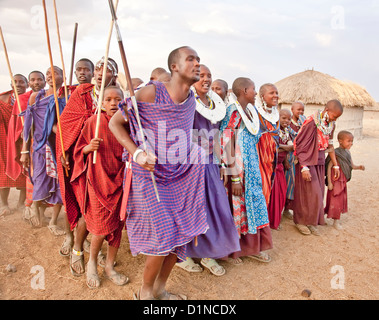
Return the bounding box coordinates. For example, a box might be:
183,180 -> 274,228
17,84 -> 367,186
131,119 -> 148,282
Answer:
1,0 -> 378,101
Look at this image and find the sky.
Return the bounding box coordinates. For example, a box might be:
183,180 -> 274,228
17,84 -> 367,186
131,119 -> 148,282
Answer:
1,0 -> 378,101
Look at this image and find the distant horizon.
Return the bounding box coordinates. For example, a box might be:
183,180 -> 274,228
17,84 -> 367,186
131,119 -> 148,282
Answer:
1,0 -> 378,101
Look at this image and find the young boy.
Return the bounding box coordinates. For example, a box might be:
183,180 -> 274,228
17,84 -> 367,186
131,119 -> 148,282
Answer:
71,86 -> 128,289
325,131 -> 365,230
268,108 -> 293,230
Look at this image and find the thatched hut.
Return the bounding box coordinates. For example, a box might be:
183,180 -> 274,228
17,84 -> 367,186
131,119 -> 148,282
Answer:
275,70 -> 376,139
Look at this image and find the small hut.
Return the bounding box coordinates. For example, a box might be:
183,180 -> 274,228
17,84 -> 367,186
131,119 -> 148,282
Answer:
275,70 -> 376,139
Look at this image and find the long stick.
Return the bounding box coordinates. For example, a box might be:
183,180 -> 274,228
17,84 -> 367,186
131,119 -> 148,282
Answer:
108,0 -> 160,202
68,23 -> 78,86
0,26 -> 23,125
42,0 -> 68,177
93,0 -> 119,164
53,0 -> 68,102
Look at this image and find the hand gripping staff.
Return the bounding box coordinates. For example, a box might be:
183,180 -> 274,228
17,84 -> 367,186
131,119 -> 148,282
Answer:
108,0 -> 160,202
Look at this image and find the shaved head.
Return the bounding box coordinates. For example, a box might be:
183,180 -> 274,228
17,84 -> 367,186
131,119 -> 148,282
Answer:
280,108 -> 291,118
167,46 -> 191,72
337,130 -> 353,141
232,77 -> 254,97
326,99 -> 343,113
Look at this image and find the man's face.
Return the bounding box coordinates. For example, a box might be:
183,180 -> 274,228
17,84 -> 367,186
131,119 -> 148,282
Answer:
28,72 -> 46,92
94,64 -> 114,89
46,67 -> 63,88
175,47 -> 201,84
75,61 -> 94,84
12,75 -> 28,95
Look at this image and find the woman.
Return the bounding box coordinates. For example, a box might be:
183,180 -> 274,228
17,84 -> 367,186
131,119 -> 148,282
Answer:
255,84 -> 280,208
177,64 -> 240,276
220,77 -> 272,264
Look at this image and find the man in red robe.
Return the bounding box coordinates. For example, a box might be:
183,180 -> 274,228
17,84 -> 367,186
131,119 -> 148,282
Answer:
0,74 -> 28,216
293,100 -> 343,236
71,86 -> 127,289
56,57 -> 118,276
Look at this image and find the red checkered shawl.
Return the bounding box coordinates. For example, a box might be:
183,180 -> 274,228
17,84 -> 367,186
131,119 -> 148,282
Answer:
56,83 -> 95,229
70,112 -> 124,216
5,90 -> 32,182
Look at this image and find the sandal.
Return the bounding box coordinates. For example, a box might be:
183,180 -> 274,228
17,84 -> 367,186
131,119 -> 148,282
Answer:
248,252 -> 272,263
228,257 -> 244,266
296,224 -> 311,235
307,225 -> 321,236
59,236 -> 73,257
105,272 -> 129,286
155,290 -> 187,300
70,248 -> 85,277
200,258 -> 226,276
86,270 -> 101,289
48,224 -> 66,236
176,257 -> 203,273
133,289 -> 157,300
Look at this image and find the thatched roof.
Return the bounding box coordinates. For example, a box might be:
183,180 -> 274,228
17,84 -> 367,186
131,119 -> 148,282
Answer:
275,70 -> 376,108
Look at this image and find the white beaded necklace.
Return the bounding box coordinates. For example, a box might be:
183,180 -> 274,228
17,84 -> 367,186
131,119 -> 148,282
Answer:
192,87 -> 226,124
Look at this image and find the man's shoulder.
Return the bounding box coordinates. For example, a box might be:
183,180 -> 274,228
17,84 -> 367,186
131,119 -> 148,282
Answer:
135,83 -> 156,104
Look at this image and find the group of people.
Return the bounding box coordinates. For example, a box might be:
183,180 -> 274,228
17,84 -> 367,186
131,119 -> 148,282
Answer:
0,46 -> 365,300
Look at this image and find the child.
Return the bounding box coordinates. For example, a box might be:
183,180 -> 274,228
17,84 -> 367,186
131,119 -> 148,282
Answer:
283,102 -> 306,219
268,108 -> 293,230
71,86 -> 128,289
325,130 -> 365,230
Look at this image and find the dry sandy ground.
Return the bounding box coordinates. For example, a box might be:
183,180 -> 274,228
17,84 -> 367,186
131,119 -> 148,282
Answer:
1,117 -> 378,301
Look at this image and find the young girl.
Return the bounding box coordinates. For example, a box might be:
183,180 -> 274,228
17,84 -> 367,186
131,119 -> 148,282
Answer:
71,86 -> 128,289
268,109 -> 293,230
325,131 -> 365,230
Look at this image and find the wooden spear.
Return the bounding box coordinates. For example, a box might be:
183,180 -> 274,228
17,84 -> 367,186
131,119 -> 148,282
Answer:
108,0 -> 160,202
93,0 -> 119,164
53,0 -> 68,103
41,0 -> 68,176
68,23 -> 78,86
0,26 -> 24,125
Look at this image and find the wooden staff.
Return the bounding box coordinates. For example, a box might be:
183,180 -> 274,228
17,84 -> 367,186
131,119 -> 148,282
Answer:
93,0 -> 119,164
108,0 -> 160,202
68,23 -> 78,86
42,0 -> 68,176
53,0 -> 68,102
0,26 -> 23,125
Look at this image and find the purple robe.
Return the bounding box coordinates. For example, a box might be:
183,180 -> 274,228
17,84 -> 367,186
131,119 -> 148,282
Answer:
185,111 -> 240,259
293,120 -> 325,226
120,81 -> 208,262
23,90 -> 62,204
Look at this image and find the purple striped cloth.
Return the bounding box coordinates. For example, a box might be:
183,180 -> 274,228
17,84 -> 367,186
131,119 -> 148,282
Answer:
120,81 -> 208,262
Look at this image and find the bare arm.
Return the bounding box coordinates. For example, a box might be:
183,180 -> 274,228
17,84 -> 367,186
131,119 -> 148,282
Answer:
109,109 -> 156,172
327,160 -> 334,190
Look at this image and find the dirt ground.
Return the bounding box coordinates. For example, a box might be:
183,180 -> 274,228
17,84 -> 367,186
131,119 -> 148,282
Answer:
1,116 -> 378,301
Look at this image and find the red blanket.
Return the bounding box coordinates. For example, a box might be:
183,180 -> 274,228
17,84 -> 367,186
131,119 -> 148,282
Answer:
56,83 -> 95,229
5,91 -> 32,184
70,112 -> 124,232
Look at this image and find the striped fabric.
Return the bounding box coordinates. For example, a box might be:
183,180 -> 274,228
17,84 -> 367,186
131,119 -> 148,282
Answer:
256,113 -> 280,206
120,81 -> 208,262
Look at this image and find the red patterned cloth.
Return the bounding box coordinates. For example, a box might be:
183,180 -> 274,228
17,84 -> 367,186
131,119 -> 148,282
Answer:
5,91 -> 32,183
0,90 -> 26,188
71,112 -> 125,247
56,83 -> 96,230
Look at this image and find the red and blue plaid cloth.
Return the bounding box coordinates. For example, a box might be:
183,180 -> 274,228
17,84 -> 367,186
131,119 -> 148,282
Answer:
120,81 -> 208,262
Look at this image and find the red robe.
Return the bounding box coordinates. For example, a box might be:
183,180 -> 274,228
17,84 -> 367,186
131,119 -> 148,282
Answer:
3,90 -> 30,187
324,165 -> 348,220
56,83 -> 96,230
71,112 -> 125,246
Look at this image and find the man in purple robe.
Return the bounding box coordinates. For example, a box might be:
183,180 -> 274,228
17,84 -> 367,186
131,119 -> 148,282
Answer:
20,66 -> 64,235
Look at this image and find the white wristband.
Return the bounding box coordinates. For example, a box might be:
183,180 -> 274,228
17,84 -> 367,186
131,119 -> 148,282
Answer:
333,166 -> 340,169
133,148 -> 144,162
301,166 -> 310,173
